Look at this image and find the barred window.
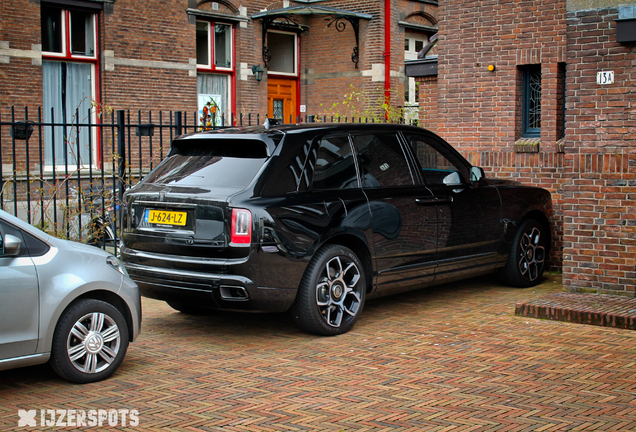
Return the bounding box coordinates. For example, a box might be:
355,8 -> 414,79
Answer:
522,65 -> 541,137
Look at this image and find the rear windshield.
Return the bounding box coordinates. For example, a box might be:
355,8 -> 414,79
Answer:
143,139 -> 268,188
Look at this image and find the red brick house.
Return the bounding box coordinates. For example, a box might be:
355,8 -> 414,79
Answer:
0,0 -> 437,123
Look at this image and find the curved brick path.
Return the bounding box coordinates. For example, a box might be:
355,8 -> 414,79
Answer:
2,274 -> 635,431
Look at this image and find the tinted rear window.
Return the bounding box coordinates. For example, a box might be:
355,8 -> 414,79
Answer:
144,139 -> 268,188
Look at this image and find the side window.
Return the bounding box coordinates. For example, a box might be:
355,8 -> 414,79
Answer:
352,134 -> 414,188
284,139 -> 316,193
22,231 -> 50,257
404,134 -> 470,186
262,138 -> 316,196
312,136 -> 359,190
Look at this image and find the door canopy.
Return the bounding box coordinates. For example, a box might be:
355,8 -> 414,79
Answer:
252,6 -> 372,69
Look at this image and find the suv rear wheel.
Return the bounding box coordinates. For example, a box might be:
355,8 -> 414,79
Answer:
291,245 -> 366,336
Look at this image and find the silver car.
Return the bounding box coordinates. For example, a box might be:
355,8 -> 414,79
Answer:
0,209 -> 141,383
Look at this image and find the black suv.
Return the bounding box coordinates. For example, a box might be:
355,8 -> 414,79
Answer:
120,123 -> 552,335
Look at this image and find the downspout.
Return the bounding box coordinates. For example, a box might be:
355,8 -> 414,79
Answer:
384,0 -> 391,115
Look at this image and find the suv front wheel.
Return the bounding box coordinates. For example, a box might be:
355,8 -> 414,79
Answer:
499,218 -> 547,287
291,244 -> 366,336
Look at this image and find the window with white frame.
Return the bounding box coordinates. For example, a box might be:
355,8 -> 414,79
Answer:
404,31 -> 428,124
267,31 -> 297,75
41,5 -> 98,167
196,20 -> 233,128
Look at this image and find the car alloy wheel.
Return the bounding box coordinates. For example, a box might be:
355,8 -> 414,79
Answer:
517,225 -> 545,283
291,244 -> 366,336
315,255 -> 363,328
500,218 -> 547,288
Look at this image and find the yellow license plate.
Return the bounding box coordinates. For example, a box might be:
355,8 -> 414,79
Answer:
145,209 -> 187,226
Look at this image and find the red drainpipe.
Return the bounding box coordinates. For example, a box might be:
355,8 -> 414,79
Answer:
384,0 -> 391,111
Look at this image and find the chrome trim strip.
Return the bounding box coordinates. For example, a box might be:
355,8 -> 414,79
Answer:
123,248 -> 242,265
125,263 -> 222,281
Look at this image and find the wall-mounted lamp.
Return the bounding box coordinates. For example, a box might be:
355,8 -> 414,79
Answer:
251,64 -> 264,83
487,64 -> 496,72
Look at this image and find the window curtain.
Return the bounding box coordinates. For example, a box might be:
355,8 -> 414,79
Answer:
42,61 -> 92,167
197,74 -> 229,126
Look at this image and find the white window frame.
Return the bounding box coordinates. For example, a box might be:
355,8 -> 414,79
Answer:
196,20 -> 234,72
266,30 -> 298,77
41,7 -> 98,61
41,61 -> 98,171
41,6 -> 99,170
404,31 -> 428,107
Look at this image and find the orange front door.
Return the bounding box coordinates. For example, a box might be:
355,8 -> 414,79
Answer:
267,77 -> 297,122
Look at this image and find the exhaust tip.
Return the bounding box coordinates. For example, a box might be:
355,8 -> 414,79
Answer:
219,285 -> 249,300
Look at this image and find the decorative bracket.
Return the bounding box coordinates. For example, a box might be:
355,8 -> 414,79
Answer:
325,15 -> 361,69
261,15 -> 300,68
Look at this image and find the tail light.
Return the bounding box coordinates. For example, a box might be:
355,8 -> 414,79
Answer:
231,208 -> 252,245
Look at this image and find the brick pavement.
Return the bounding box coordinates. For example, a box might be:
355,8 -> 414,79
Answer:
1,273 -> 636,431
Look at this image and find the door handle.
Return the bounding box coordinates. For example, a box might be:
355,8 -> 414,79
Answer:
415,196 -> 454,206
415,197 -> 438,206
435,196 -> 453,204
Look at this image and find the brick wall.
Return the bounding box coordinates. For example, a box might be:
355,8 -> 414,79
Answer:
100,1 -> 196,113
0,2 -> 43,108
437,0 -> 567,151
562,7 -> 636,296
0,1 -> 44,178
416,75 -> 438,132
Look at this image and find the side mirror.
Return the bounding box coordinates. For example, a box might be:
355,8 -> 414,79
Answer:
3,234 -> 23,256
442,171 -> 463,186
470,166 -> 485,187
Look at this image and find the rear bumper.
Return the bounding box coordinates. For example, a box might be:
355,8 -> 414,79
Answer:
124,262 -> 297,313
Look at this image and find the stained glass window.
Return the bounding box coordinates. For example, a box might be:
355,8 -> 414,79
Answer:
273,100 -> 284,120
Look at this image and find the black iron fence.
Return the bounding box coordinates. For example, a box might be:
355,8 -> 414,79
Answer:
1,106 -> 411,252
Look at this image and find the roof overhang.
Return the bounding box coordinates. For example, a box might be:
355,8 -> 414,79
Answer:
251,6 -> 372,21
398,21 -> 438,35
405,57 -> 438,77
186,8 -> 249,23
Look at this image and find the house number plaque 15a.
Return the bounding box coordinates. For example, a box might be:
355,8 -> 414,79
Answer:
597,71 -> 614,85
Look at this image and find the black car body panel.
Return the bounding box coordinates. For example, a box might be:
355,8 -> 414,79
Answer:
120,123 -> 553,315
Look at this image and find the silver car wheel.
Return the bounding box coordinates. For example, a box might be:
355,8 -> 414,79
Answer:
67,312 -> 121,374
315,255 -> 362,328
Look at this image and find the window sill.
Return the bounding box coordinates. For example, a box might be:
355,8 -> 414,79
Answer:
515,138 -> 540,153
